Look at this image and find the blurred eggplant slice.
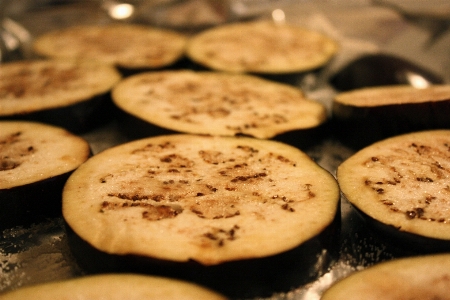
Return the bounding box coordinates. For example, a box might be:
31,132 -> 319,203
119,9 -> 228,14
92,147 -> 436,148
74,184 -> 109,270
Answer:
330,54 -> 444,91
1,274 -> 228,300
322,253 -> 450,300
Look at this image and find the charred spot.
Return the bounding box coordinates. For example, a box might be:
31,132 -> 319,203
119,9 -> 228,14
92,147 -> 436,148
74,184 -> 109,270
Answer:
152,194 -> 165,202
434,161 -> 444,169
230,172 -> 267,183
107,192 -> 165,202
0,132 -> 21,144
381,199 -> 394,206
277,155 -> 291,163
406,210 -> 416,219
131,143 -> 153,154
233,163 -> 248,168
204,232 -> 218,240
417,177 -> 433,182
237,145 -> 258,153
281,203 -> 295,212
206,184 -> 218,192
410,143 -> 431,155
231,176 -> 248,182
374,188 -> 384,194
0,159 -> 20,171
191,208 -> 205,218
132,142 -> 174,154
202,225 -> 240,247
371,157 -> 379,162
425,195 -> 436,204
161,155 -> 174,163
406,207 -> 425,219
142,205 -> 180,221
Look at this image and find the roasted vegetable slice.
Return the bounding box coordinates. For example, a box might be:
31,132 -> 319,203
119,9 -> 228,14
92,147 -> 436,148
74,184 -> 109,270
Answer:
62,134 -> 340,297
0,59 -> 121,133
337,130 -> 450,252
112,70 -> 327,140
186,21 -> 338,74
332,85 -> 450,148
1,274 -> 227,300
32,24 -> 188,71
321,254 -> 450,300
0,121 -> 90,229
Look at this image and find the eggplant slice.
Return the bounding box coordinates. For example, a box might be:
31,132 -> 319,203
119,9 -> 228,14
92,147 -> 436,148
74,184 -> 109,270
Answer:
321,254 -> 450,300
332,84 -> 450,148
62,134 -> 340,297
111,70 -> 327,140
0,59 -> 121,133
337,130 -> 450,252
1,274 -> 227,300
186,21 -> 338,74
0,121 -> 91,229
32,24 -> 188,72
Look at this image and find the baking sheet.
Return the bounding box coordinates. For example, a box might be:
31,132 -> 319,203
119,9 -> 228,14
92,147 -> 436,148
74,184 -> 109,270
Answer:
1,1 -> 450,299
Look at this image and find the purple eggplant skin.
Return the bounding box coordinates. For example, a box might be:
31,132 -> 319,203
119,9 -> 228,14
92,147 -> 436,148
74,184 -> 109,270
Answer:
64,208 -> 340,299
0,147 -> 93,230
351,204 -> 450,254
330,54 -> 444,91
0,93 -> 118,134
332,97 -> 450,150
0,172 -> 72,230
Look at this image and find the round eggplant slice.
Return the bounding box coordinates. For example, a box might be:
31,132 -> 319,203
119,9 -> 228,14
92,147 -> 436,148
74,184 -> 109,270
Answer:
32,24 -> 188,72
1,274 -> 227,300
62,134 -> 340,297
111,70 -> 327,140
186,21 -> 338,74
332,84 -> 450,148
321,254 -> 450,300
0,121 -> 91,229
0,59 -> 121,133
337,130 -> 450,252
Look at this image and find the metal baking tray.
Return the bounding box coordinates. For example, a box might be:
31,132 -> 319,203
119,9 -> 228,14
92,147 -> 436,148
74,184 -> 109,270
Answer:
1,1 -> 449,299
